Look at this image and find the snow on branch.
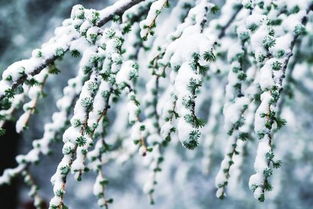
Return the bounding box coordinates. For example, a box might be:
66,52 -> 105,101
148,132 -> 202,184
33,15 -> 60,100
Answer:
0,0 -> 145,104
0,0 -> 313,208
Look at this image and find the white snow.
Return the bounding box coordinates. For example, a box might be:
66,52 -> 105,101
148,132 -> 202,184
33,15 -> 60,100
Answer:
139,0 -> 167,38
259,60 -> 275,90
254,91 -> 272,134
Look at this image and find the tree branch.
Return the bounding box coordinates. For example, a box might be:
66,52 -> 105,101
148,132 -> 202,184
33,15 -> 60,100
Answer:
0,0 -> 146,102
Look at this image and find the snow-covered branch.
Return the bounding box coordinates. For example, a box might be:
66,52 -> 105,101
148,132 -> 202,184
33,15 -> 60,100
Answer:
0,0 -> 313,208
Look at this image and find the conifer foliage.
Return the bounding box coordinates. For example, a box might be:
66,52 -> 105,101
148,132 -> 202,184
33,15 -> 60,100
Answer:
0,0 -> 313,208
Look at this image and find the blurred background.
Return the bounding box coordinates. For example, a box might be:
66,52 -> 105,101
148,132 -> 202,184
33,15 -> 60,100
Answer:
1,1 -> 313,209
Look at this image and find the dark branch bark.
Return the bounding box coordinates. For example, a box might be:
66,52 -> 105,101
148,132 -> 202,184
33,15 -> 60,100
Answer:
218,5 -> 242,39
97,0 -> 146,27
